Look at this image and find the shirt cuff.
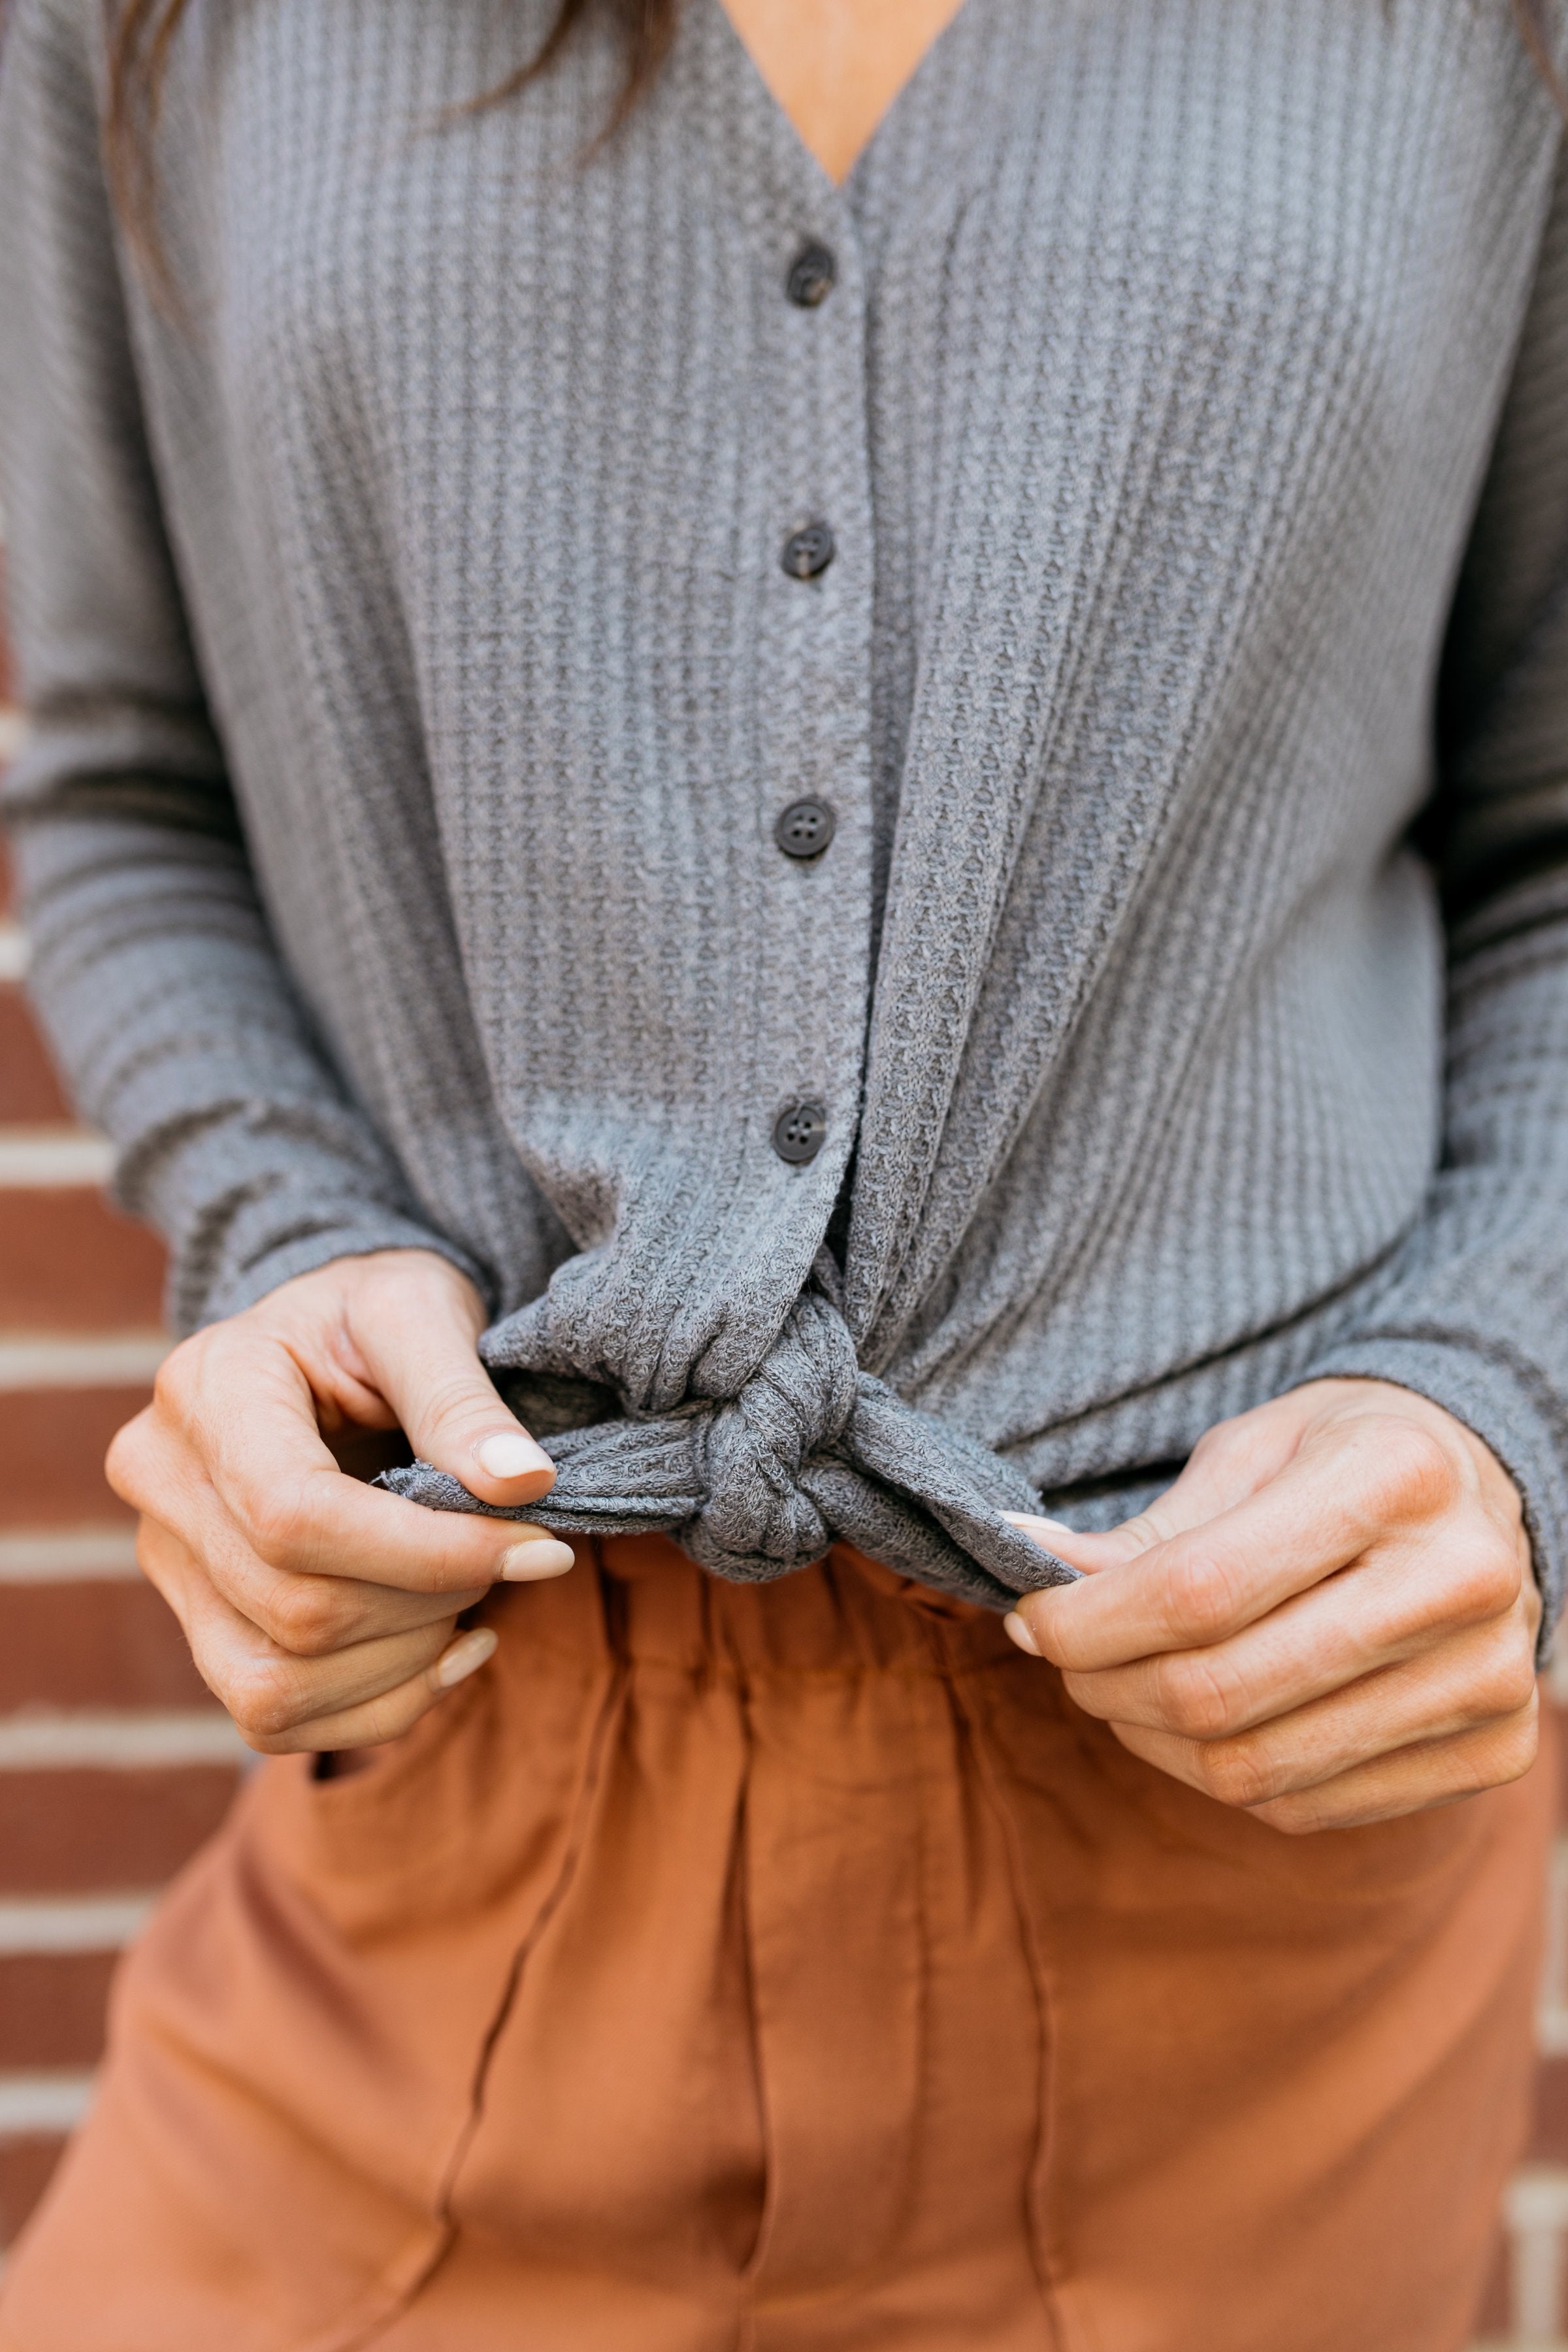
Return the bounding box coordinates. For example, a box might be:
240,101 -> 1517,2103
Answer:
191,1215 -> 489,1330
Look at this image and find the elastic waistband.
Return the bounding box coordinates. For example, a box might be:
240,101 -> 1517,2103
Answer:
487,1533 -> 1022,1680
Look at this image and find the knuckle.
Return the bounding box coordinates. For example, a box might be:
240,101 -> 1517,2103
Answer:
263,1576 -> 355,1657
1045,1616 -> 1098,1674
1441,1529 -> 1524,1628
1158,1650 -> 1247,1740
1161,1549 -> 1243,1645
1186,1422 -> 1230,1470
232,1723 -> 293,1758
244,1483 -> 322,1572
1478,1635 -> 1539,1720
1471,1531 -> 1525,1617
1359,1416 -> 1460,1520
104,1409 -> 157,1505
412,1371 -> 493,1450
1255,1797 -> 1328,1838
1194,1737 -> 1276,1810
219,1654 -> 306,1742
151,1331 -> 208,1416
1488,1694 -> 1541,1788
1189,1409 -> 1260,1469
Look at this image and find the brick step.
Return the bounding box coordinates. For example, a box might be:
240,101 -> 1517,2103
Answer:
0,1337 -> 167,1387
0,987 -> 69,1124
0,1766 -> 241,1893
0,1388 -> 146,1527
0,1581 -> 210,1713
0,1527 -> 140,1580
0,1192 -> 165,1330
0,1129 -> 114,1188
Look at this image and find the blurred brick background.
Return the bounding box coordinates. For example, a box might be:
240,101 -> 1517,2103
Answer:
0,580 -> 1565,2341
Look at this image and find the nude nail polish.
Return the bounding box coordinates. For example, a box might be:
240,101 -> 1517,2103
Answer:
499,1537 -> 576,1580
476,1431 -> 554,1480
433,1626 -> 498,1689
1004,1612 -> 1042,1658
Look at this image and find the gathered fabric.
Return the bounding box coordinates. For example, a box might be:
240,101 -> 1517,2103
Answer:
385,1260 -> 1072,1604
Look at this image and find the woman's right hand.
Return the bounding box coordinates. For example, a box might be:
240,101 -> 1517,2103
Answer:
106,1249 -> 576,1754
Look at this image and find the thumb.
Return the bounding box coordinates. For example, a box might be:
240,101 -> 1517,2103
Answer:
353,1269 -> 557,1509
1004,1511 -> 1167,1576
1004,1397 -> 1309,1577
1006,1469 -> 1253,1575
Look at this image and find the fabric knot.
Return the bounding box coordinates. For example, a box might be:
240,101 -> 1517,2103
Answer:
378,1272 -> 1079,1610
682,1283 -> 860,1575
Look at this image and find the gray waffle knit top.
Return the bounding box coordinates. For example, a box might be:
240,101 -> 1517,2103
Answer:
7,0 -> 1568,1617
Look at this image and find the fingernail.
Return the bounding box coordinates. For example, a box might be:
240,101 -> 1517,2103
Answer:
1004,1610 -> 1042,1658
476,1431 -> 554,1481
433,1626 -> 498,1689
1002,1512 -> 1075,1540
500,1537 -> 576,1581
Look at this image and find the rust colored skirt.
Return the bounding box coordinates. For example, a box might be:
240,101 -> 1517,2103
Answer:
0,1537 -> 1552,2352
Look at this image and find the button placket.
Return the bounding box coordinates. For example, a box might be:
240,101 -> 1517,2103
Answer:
751,202 -> 875,1194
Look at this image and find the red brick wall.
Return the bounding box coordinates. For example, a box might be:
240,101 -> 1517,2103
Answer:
0,651 -> 1565,2342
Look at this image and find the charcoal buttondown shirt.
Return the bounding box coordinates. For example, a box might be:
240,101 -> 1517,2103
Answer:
7,0 -> 1568,1619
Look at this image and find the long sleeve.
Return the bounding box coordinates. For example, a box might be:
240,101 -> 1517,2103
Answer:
0,0 -> 480,1333
1304,143 -> 1568,1640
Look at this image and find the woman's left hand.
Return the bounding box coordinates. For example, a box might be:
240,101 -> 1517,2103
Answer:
1005,1379 -> 1542,1833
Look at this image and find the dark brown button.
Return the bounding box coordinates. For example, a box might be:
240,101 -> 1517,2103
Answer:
787,243 -> 837,307
781,523 -> 835,580
772,1101 -> 827,1164
774,799 -> 836,859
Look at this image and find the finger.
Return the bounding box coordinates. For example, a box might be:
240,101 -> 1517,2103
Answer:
1014,1409 -> 1464,1672
346,1275 -> 557,1507
1003,1397 -> 1322,1576
133,1511 -> 213,1636
1103,1611 -> 1537,1810
252,1629 -> 499,1756
1058,1512 -> 1526,1739
120,1405 -> 526,1626
1524,1561 -> 1545,1650
142,1333 -> 574,1593
137,1503 -> 490,1656
184,1567 -> 462,1735
1245,1695 -> 1540,1833
148,1521 -> 483,1746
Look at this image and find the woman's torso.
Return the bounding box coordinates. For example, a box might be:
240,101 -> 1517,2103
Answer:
80,0 -> 1566,1509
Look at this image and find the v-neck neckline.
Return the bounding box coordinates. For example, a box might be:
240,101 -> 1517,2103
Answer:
701,0 -> 980,203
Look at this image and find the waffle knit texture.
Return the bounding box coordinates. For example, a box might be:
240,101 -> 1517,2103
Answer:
5,0 -> 1568,1616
